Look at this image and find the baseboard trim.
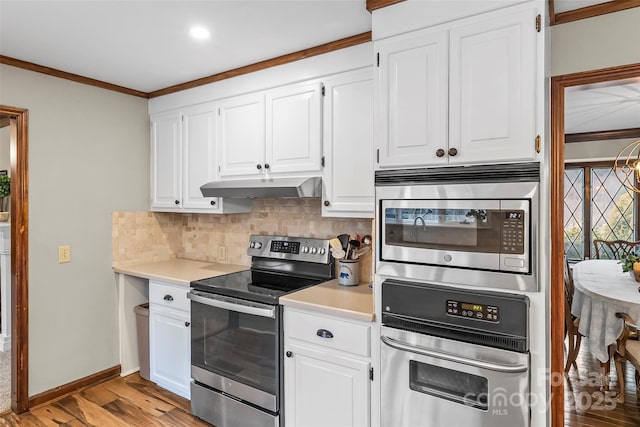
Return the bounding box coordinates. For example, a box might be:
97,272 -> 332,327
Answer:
28,365 -> 121,408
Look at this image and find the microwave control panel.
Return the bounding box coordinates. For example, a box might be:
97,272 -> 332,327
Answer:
446,300 -> 500,322
501,211 -> 525,254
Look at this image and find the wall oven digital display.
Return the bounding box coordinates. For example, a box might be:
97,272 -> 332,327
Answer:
270,240 -> 300,254
446,300 -> 500,322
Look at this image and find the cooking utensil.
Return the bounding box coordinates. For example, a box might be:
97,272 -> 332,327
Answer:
348,240 -> 361,259
361,234 -> 372,246
354,246 -> 371,258
330,247 -> 346,260
337,234 -> 349,251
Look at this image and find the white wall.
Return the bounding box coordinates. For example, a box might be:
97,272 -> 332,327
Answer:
0,126 -> 9,174
565,137 -> 635,162
550,7 -> 640,76
0,64 -> 149,396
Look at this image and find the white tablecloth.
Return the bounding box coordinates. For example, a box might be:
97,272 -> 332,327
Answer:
571,259 -> 640,362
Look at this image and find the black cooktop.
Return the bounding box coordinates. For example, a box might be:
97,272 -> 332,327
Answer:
191,269 -> 324,305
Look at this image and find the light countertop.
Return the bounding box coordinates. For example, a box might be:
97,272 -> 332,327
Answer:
280,279 -> 374,322
113,258 -> 247,287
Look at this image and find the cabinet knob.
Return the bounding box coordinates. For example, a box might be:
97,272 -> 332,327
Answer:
163,294 -> 174,302
448,147 -> 458,157
174,200 -> 180,205
264,163 -> 270,169
316,329 -> 334,339
185,321 -> 190,327
210,200 -> 216,206
286,351 -> 293,358
436,149 -> 445,158
324,200 -> 330,207
257,164 -> 262,170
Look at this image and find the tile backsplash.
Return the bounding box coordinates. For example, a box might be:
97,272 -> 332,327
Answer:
113,198 -> 374,281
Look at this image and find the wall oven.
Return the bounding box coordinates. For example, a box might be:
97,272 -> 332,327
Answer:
381,279 -> 530,427
375,162 -> 539,292
188,235 -> 334,427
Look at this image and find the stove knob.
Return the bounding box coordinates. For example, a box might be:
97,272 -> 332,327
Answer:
319,247 -> 326,255
250,242 -> 255,248
302,246 -> 309,253
310,247 -> 318,254
254,242 -> 262,249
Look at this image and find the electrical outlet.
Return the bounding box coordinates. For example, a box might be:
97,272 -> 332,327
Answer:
218,245 -> 226,261
58,245 -> 71,263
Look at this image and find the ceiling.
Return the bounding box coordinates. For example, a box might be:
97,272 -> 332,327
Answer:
1,0 -> 638,135
0,0 -> 372,93
565,79 -> 640,135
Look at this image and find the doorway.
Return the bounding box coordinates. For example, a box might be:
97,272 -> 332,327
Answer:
551,63 -> 640,427
0,105 -> 28,414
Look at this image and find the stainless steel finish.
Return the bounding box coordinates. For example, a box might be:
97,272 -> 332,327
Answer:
376,180 -> 538,292
188,290 -> 276,318
192,365 -> 277,412
200,176 -> 322,198
247,234 -> 331,265
380,326 -> 530,427
380,335 -> 528,373
191,381 -> 278,427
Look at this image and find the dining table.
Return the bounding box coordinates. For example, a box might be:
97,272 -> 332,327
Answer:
571,259 -> 640,363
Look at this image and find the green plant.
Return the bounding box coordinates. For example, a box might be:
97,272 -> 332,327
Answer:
619,249 -> 640,272
0,175 -> 9,212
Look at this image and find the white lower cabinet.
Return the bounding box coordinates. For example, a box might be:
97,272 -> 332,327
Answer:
149,281 -> 191,399
284,308 -> 371,427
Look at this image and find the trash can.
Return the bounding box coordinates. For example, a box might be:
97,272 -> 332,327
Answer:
134,303 -> 150,381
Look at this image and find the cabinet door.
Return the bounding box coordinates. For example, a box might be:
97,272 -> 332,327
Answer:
266,82 -> 323,175
375,29 -> 448,168
149,308 -> 191,399
218,93 -> 265,177
449,8 -> 537,164
150,111 -> 181,209
285,342 -> 370,427
322,69 -> 374,218
182,105 -> 221,211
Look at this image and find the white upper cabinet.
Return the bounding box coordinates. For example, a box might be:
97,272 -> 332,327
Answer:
266,82 -> 323,175
151,111 -> 181,209
218,82 -> 323,178
151,105 -> 251,213
182,104 -> 221,210
375,4 -> 540,169
448,7 -> 537,164
217,93 -> 266,178
376,29 -> 448,168
322,69 -> 374,218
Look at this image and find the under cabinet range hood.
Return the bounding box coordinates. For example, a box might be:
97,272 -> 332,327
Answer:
200,176 -> 322,198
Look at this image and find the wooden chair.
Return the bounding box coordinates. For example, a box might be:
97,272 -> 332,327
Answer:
564,257 -> 582,373
613,312 -> 640,403
593,239 -> 640,260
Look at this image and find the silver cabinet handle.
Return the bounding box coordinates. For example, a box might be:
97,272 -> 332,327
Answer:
380,335 -> 528,373
316,329 -> 334,338
188,291 -> 275,318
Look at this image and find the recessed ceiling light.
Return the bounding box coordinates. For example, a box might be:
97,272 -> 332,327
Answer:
190,26 -> 210,40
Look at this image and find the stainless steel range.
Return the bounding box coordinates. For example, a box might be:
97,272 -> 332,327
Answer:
188,235 -> 334,427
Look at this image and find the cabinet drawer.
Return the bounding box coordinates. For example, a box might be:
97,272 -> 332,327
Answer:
149,281 -> 190,312
286,309 -> 370,357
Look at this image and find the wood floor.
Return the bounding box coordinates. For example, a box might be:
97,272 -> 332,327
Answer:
565,338 -> 640,426
2,342 -> 640,427
0,374 -> 209,426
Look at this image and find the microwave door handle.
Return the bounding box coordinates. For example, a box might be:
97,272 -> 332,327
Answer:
188,291 -> 275,318
381,335 -> 528,374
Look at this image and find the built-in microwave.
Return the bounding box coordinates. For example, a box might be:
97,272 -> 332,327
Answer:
375,163 -> 539,292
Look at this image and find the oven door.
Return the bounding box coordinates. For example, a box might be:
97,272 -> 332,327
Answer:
188,290 -> 280,413
381,326 -> 530,427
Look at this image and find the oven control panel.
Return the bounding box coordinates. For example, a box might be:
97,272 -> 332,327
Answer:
248,235 -> 330,264
446,300 -> 500,322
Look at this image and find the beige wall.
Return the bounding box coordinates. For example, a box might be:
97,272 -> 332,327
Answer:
565,137 -> 636,162
0,64 -> 150,396
550,8 -> 640,76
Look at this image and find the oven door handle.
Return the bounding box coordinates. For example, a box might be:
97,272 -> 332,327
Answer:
188,291 -> 276,318
381,335 -> 528,373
